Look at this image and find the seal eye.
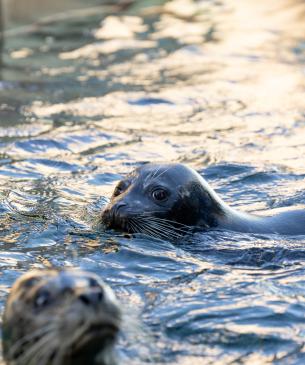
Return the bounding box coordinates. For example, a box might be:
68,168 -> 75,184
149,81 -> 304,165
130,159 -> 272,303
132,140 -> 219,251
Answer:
113,181 -> 128,198
151,188 -> 169,202
23,277 -> 39,288
113,185 -> 123,197
88,277 -> 100,288
34,289 -> 52,309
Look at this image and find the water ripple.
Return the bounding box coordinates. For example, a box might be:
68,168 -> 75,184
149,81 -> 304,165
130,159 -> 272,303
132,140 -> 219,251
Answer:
1,0 -> 305,364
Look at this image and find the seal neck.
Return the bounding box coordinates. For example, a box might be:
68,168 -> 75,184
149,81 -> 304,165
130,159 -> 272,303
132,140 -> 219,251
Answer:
217,204 -> 269,233
195,174 -> 269,233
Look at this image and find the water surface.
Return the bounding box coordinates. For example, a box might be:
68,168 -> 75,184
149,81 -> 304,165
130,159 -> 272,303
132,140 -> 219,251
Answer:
1,0 -> 305,363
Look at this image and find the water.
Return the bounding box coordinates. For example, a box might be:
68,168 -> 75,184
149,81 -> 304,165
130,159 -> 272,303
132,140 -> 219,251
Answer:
1,0 -> 305,363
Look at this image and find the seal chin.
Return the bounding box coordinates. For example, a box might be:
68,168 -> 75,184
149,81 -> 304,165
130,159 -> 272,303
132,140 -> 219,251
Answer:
72,322 -> 120,355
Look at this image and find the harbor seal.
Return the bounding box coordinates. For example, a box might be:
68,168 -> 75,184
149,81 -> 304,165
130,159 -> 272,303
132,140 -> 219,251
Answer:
2,269 -> 121,365
100,163 -> 305,238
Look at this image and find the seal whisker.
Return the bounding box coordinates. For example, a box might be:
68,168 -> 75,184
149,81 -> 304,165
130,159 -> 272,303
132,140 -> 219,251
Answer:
128,219 -> 143,235
137,216 -> 190,235
149,226 -> 181,240
18,332 -> 56,365
130,218 -> 160,239
64,320 -> 92,349
128,218 -> 138,233
129,213 -> 184,240
142,218 -> 191,234
136,218 -> 182,240
143,170 -> 154,186
139,214 -> 191,229
32,339 -> 58,365
143,165 -> 160,186
135,220 -> 164,240
148,165 -> 161,182
8,323 -> 57,358
131,218 -> 165,240
153,165 -> 173,181
141,225 -> 167,240
139,212 -> 189,224
52,336 -> 73,365
145,224 -> 177,239
144,165 -> 171,187
136,216 -> 179,232
39,348 -> 55,365
150,222 -> 186,239
128,219 -> 138,233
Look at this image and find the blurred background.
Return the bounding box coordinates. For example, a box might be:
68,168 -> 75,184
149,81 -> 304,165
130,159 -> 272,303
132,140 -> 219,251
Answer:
1,0 -> 112,27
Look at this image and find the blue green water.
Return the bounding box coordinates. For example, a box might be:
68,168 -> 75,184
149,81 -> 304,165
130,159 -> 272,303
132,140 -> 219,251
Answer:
1,0 -> 305,363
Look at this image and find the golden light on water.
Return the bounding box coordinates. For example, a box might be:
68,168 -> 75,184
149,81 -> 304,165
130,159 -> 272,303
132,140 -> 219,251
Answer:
13,0 -> 302,173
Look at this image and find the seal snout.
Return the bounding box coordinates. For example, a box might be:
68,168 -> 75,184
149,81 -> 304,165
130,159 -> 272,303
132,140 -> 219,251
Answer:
101,201 -> 132,232
57,271 -> 106,308
78,290 -> 104,307
114,202 -> 127,215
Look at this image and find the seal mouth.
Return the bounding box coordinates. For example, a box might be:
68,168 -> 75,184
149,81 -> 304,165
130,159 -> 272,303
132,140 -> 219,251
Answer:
86,323 -> 119,338
101,206 -> 193,240
101,199 -> 195,240
66,322 -> 120,365
101,207 -> 135,233
73,322 -> 120,353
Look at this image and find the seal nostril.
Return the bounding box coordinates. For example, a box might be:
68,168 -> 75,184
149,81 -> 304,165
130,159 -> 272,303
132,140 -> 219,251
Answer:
79,294 -> 91,306
88,277 -> 99,288
102,201 -> 130,231
79,291 -> 104,306
115,204 -> 126,216
97,291 -> 104,302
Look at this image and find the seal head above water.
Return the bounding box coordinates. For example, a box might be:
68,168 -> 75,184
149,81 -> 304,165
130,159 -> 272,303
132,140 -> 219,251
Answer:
2,269 -> 121,365
101,163 -> 225,239
101,163 -> 305,238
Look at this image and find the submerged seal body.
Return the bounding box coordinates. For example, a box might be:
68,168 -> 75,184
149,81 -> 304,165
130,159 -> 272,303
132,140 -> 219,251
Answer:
101,163 -> 305,238
2,269 -> 121,365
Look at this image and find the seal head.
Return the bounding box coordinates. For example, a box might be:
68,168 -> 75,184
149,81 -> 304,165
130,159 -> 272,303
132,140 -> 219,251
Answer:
2,269 -> 121,365
101,163 -> 224,239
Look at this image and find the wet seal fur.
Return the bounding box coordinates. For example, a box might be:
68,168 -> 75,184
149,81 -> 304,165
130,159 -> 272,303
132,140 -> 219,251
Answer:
101,163 -> 305,238
2,269 -> 121,365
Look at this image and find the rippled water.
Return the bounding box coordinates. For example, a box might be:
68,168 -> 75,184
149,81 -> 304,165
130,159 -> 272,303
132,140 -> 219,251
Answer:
1,0 -> 305,363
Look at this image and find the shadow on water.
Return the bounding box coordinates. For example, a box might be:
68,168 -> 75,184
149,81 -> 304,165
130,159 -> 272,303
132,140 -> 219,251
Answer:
0,0 -> 305,364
